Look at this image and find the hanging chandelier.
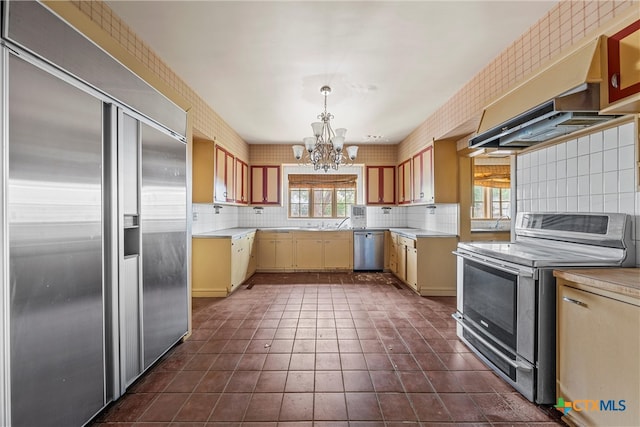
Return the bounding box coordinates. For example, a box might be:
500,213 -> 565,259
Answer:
292,85 -> 358,172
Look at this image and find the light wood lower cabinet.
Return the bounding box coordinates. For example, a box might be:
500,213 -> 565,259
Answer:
396,235 -> 408,282
389,232 -> 457,296
389,232 -> 398,274
406,246 -> 418,291
256,230 -> 353,271
556,271 -> 640,427
192,232 -> 256,297
323,233 -> 353,270
295,233 -> 324,270
256,231 -> 294,271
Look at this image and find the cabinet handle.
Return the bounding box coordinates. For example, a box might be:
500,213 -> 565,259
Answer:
611,73 -> 620,89
420,192 -> 424,198
562,296 -> 587,308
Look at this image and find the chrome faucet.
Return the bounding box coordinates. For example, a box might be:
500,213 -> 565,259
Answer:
493,215 -> 510,229
337,217 -> 351,229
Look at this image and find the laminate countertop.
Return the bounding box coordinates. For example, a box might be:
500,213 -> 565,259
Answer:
388,228 -> 457,238
553,268 -> 640,300
193,227 -> 457,239
193,228 -> 257,238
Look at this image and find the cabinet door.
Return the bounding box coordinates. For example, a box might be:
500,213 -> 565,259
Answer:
256,238 -> 276,269
398,159 -> 412,204
251,165 -> 281,205
247,233 -> 257,276
389,233 -> 398,274
413,146 -> 434,203
235,158 -> 249,204
607,20 -> 640,104
557,284 -> 640,426
296,238 -> 324,269
230,240 -> 244,290
406,247 -> 418,290
225,150 -> 235,202
264,166 -> 280,204
324,236 -> 352,269
381,166 -> 396,204
192,138 -> 214,203
215,145 -> 234,203
192,238 -> 231,297
397,243 -> 407,281
366,166 -> 395,205
423,146 -> 434,202
366,166 -> 382,204
412,151 -> 425,203
231,237 -> 251,291
275,238 -> 293,269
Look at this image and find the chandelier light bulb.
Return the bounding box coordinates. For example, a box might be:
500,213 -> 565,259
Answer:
292,145 -> 304,160
303,137 -> 316,152
332,136 -> 344,152
311,122 -> 323,137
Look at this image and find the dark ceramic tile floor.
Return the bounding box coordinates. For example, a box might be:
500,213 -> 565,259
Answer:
92,272 -> 564,426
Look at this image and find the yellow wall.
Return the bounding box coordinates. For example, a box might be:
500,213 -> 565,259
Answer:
51,0 -> 637,168
249,144 -> 397,166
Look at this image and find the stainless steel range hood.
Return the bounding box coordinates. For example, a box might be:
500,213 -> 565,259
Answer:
470,36 -> 621,149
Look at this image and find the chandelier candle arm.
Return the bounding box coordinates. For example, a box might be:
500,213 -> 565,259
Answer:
293,85 -> 358,172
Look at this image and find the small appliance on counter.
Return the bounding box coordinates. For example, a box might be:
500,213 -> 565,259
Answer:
350,205 -> 366,229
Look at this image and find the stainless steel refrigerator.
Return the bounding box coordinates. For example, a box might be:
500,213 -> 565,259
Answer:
1,2 -> 189,425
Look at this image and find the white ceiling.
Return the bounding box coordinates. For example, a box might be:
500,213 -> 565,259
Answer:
107,1 -> 558,145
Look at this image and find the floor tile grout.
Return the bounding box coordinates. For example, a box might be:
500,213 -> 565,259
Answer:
92,273 -> 565,426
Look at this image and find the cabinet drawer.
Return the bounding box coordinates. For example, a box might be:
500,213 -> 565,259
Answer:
258,231 -> 292,240
399,236 -> 416,248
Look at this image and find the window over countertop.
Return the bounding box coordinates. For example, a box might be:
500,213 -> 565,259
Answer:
288,174 -> 357,218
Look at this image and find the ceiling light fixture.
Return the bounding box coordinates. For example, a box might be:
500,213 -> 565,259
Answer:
292,85 -> 358,172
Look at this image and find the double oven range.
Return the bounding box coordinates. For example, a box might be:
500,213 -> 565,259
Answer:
454,212 -> 635,404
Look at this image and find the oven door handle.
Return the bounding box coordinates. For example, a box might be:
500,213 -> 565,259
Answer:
452,251 -> 534,278
452,313 -> 533,373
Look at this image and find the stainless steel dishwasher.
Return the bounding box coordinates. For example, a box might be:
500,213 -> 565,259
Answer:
353,230 -> 384,271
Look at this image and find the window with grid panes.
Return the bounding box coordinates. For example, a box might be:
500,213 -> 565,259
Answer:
472,162 -> 510,219
288,174 -> 357,218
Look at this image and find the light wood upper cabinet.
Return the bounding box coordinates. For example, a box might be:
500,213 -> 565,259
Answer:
556,273 -> 640,426
234,158 -> 249,205
412,147 -> 433,203
192,138 -> 215,203
397,159 -> 412,205
606,19 -> 640,112
366,166 -> 395,205
410,141 -> 458,205
214,145 -> 235,203
193,139 -> 250,205
251,165 -> 281,205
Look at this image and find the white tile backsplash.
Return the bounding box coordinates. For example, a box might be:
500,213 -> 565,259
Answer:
603,127 -> 618,150
192,203 -> 240,234
516,122 -> 639,266
603,148 -> 618,172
